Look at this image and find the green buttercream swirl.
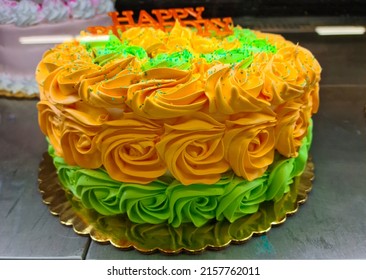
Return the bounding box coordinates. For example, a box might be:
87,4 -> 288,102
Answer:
81,27 -> 277,69
119,179 -> 171,224
48,120 -> 312,227
166,179 -> 226,227
82,34 -> 148,66
216,174 -> 269,222
142,49 -> 193,71
200,28 -> 277,65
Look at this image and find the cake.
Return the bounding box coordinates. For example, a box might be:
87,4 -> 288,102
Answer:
36,8 -> 321,228
0,0 -> 115,97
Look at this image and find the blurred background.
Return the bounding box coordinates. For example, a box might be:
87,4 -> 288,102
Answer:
115,0 -> 366,33
115,0 -> 366,17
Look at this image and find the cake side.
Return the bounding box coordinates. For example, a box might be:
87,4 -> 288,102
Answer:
46,120 -> 312,227
36,20 -> 321,227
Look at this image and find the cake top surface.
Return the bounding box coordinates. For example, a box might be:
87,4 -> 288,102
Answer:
37,17 -> 320,114
83,23 -> 277,69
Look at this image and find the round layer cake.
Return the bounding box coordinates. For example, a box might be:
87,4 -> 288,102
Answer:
36,21 -> 321,227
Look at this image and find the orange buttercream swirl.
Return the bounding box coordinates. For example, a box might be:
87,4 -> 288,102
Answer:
36,42 -> 94,100
295,45 -> 321,88
162,22 -> 224,55
42,61 -> 100,104
79,57 -> 141,108
274,100 -> 310,158
262,43 -> 321,105
205,55 -> 271,114
36,42 -> 93,77
309,82 -> 320,114
224,110 -> 277,181
120,27 -> 166,56
60,102 -> 109,169
156,112 -> 229,185
127,68 -> 207,119
121,21 -> 236,58
37,101 -> 64,157
96,113 -> 166,184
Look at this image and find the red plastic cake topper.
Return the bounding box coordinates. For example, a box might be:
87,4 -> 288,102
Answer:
87,7 -> 233,36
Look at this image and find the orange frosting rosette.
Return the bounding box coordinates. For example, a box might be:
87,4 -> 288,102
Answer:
223,109 -> 277,181
120,27 -> 166,56
262,43 -> 321,105
39,42 -> 93,70
156,112 -> 229,185
96,113 -> 166,184
79,57 -> 141,109
165,21 -> 194,52
41,61 -> 100,104
274,100 -> 311,158
60,102 -> 109,169
295,45 -> 322,88
36,42 -> 94,100
120,21 -> 239,58
37,101 -> 64,157
126,68 -> 207,119
308,82 -> 320,114
295,81 -> 320,116
205,54 -> 271,114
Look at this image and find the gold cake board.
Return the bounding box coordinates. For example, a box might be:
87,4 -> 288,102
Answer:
0,90 -> 38,99
38,152 -> 314,254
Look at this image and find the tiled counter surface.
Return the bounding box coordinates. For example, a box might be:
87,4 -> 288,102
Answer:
0,30 -> 365,260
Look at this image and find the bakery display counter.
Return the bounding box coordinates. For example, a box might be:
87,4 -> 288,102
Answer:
0,26 -> 365,260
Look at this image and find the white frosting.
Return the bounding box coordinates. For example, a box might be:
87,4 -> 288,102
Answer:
0,0 -> 115,26
41,0 -> 70,23
94,0 -> 115,14
0,0 -> 17,24
0,73 -> 39,95
13,0 -> 44,27
68,0 -> 96,19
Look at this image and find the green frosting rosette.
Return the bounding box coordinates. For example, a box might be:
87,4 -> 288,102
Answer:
72,169 -> 122,216
166,179 -> 227,228
119,180 -> 170,224
216,174 -> 269,223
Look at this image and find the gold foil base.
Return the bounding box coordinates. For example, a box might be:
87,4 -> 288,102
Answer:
0,89 -> 39,99
38,152 -> 314,254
